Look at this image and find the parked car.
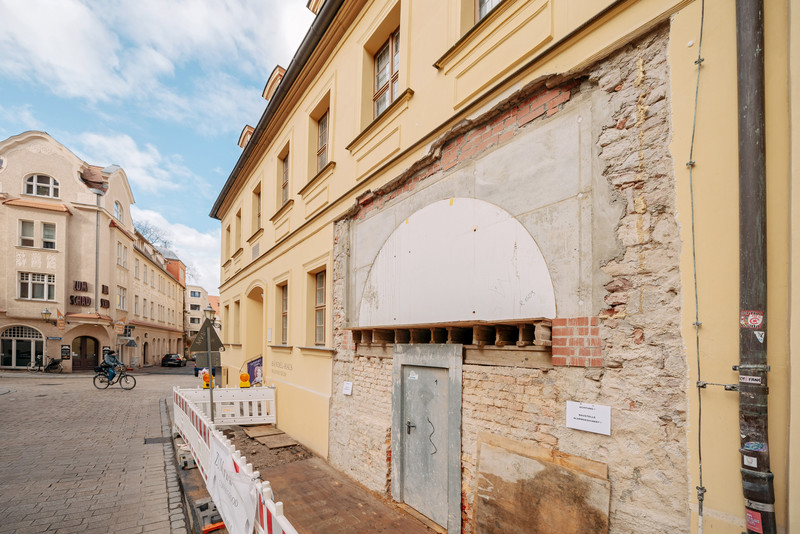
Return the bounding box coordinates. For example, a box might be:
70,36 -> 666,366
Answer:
161,354 -> 186,367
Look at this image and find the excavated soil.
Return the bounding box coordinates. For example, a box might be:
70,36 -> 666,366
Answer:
223,427 -> 313,473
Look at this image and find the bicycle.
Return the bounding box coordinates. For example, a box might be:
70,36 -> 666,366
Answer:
27,354 -> 63,373
93,364 -> 136,390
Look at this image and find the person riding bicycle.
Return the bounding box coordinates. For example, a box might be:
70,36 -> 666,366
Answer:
103,350 -> 123,382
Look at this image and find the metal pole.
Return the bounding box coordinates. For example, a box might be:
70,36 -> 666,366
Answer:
736,1 -> 775,532
207,324 -> 214,423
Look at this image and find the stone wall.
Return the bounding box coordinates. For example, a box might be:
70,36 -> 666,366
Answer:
330,24 -> 687,534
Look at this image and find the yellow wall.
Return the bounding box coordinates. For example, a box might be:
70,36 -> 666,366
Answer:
214,2 -> 798,529
671,1 -> 793,531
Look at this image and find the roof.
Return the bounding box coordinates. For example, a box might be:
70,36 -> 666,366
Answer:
210,0 -> 345,219
3,198 -> 72,214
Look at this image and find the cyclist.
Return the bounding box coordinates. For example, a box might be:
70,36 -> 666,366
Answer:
103,350 -> 123,382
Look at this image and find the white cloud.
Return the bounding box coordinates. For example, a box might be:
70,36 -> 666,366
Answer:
131,206 -> 221,293
0,104 -> 43,135
0,0 -> 315,134
73,132 -> 188,194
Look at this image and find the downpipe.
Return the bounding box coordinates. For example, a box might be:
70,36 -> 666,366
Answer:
736,1 -> 776,532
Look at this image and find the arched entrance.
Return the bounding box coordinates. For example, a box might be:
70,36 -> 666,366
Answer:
71,336 -> 99,371
1,325 -> 43,368
142,342 -> 149,365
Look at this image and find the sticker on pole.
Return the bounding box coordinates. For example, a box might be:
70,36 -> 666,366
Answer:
740,310 -> 764,329
739,375 -> 762,385
745,509 -> 764,534
754,331 -> 765,343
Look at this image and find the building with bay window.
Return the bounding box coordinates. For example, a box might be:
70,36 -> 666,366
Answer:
0,131 -> 185,371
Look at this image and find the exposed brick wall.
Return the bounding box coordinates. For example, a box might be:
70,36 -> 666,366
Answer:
551,317 -> 603,367
331,24 -> 687,534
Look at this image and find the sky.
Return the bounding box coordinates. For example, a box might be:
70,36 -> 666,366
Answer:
0,0 -> 316,294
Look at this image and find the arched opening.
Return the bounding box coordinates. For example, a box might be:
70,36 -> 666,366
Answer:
142,342 -> 149,365
71,336 -> 99,371
245,286 -> 264,360
1,325 -> 43,368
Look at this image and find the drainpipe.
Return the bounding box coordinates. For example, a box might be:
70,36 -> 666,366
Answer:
88,188 -> 105,313
736,1 -> 776,533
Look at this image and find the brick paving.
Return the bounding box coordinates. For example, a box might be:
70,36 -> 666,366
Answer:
0,369 -> 196,534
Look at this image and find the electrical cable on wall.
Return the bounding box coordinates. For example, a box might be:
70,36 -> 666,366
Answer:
686,0 -> 707,532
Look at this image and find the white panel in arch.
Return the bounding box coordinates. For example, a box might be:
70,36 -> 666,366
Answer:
358,198 -> 556,326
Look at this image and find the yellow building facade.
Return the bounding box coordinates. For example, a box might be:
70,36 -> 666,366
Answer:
212,0 -> 798,531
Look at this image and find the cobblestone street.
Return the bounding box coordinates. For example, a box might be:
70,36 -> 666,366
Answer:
0,368 -> 197,534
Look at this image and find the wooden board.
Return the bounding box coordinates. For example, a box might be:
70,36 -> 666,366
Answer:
257,434 -> 298,449
243,425 -> 283,438
474,433 -> 610,533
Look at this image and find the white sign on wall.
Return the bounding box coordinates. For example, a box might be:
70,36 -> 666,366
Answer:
342,381 -> 353,395
565,401 -> 611,436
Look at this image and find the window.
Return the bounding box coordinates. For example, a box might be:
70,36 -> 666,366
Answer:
150,269 -> 155,287
135,295 -> 139,315
19,272 -> 55,301
117,287 -> 127,310
143,299 -> 148,318
116,242 -> 128,268
374,29 -> 400,117
150,302 -> 154,318
317,110 -> 329,173
477,0 -> 501,20
135,259 -> 140,279
280,284 -> 288,345
190,291 -> 201,298
25,175 -> 59,198
281,153 -> 290,205
42,223 -> 55,249
114,201 -> 123,221
19,221 -> 34,247
190,304 -> 201,311
235,210 -> 242,249
314,271 -> 326,345
190,330 -> 198,337
252,184 -> 262,232
190,317 -> 201,324
143,267 -> 148,284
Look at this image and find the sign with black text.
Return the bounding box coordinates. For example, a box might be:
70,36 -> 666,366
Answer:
189,319 -> 224,352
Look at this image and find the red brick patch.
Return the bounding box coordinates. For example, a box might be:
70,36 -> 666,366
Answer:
550,316 -> 603,367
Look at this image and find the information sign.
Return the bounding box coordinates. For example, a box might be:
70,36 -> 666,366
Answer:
566,401 -> 611,436
190,319 -> 224,352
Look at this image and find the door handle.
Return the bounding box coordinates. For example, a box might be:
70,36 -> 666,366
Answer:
406,420 -> 416,434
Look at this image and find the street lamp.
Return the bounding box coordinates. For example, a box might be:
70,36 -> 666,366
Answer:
204,304 -> 215,322
40,308 -> 54,370
203,304 -> 217,422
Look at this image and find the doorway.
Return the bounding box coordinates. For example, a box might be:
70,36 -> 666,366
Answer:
142,342 -> 149,365
0,326 -> 43,368
392,344 -> 462,532
71,336 -> 99,371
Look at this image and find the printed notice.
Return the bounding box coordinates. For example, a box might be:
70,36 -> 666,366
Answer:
566,401 -> 611,436
342,381 -> 353,395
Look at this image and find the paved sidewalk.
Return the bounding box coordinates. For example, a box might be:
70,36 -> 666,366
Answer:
0,370 -> 195,533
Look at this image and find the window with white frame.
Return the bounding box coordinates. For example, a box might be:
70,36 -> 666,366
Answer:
190,290 -> 201,298
190,317 -> 200,324
190,304 -> 200,311
42,223 -> 55,249
117,286 -> 127,310
317,110 -> 329,173
279,283 -> 288,345
374,29 -> 400,117
24,175 -> 59,198
281,151 -> 290,205
114,201 -> 123,221
314,271 -> 326,345
19,272 -> 55,301
143,299 -> 148,318
135,295 -> 139,315
116,242 -> 128,268
19,221 -> 34,247
477,0 -> 501,20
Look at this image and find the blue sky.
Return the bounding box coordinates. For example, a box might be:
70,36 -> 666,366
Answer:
0,0 -> 315,293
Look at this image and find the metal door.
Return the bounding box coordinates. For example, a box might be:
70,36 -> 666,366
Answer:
402,365 -> 448,527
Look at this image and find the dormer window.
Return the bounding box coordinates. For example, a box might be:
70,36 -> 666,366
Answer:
114,201 -> 123,221
25,175 -> 59,198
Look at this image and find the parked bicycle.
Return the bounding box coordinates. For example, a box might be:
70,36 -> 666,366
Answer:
93,364 -> 136,390
27,354 -> 63,373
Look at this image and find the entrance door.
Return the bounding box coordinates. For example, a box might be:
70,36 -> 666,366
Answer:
71,336 -> 98,371
402,365 -> 449,526
143,342 -> 149,365
392,344 -> 462,533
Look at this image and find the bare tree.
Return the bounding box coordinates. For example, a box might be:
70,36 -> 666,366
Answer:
134,220 -> 172,248
184,264 -> 199,283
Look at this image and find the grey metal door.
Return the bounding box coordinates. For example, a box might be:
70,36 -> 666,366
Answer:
402,365 -> 448,527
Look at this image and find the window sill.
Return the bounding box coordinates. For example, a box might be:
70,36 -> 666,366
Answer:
269,344 -> 293,352
346,88 -> 414,152
247,228 -> 264,244
298,161 -> 336,197
433,0 -> 512,70
269,199 -> 294,223
16,245 -> 60,252
232,247 -> 244,260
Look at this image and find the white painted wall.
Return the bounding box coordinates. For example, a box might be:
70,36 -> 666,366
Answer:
358,198 -> 556,326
